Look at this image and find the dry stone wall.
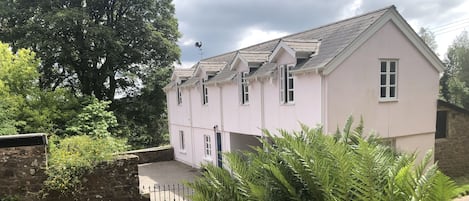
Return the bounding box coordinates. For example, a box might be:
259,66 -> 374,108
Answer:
0,144 -> 47,200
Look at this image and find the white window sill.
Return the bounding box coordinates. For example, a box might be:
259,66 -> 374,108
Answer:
240,103 -> 250,106
280,102 -> 295,106
179,150 -> 187,155
203,157 -> 213,162
379,98 -> 398,103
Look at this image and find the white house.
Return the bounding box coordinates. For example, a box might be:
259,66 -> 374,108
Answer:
164,5 -> 443,168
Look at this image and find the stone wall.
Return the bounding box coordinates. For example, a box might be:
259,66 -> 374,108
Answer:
123,145 -> 174,164
44,155 -> 148,201
435,101 -> 469,177
0,134 -> 48,201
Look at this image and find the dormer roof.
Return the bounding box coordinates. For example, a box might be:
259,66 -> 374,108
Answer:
230,51 -> 270,71
194,61 -> 227,76
170,68 -> 195,81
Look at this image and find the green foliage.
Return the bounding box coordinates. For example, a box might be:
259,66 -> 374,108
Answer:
45,135 -> 128,194
440,31 -> 469,108
66,98 -> 118,138
188,118 -> 469,201
418,27 -> 438,52
0,195 -> 19,201
113,66 -> 172,148
0,0 -> 180,101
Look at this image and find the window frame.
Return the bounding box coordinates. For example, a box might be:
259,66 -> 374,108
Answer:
179,130 -> 185,151
379,59 -> 398,102
239,71 -> 249,105
201,78 -> 208,105
279,64 -> 295,104
177,85 -> 182,105
204,134 -> 212,159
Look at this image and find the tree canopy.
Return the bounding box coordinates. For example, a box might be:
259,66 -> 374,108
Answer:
0,0 -> 180,100
440,31 -> 469,108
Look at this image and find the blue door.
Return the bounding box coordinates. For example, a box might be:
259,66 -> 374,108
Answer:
216,132 -> 222,168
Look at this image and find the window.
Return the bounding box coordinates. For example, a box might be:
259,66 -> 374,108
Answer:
280,65 -> 294,103
179,130 -> 185,150
239,72 -> 249,104
435,111 -> 448,139
201,79 -> 208,105
177,86 -> 182,105
204,135 -> 212,158
380,60 -> 398,100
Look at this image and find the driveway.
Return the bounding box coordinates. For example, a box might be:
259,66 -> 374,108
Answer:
138,161 -> 200,200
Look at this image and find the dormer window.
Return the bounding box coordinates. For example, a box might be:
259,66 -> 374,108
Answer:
279,65 -> 294,104
239,72 -> 249,104
201,78 -> 208,105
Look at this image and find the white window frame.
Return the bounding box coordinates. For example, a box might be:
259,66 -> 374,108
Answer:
239,72 -> 249,105
177,85 -> 182,105
204,135 -> 212,159
279,64 -> 295,104
179,130 -> 185,151
379,59 -> 398,101
201,78 -> 208,105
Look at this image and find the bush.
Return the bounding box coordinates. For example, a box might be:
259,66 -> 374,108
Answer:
188,118 -> 469,201
44,135 -> 128,194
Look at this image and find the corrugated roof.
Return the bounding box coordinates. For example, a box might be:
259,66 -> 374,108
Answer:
170,6 -> 392,86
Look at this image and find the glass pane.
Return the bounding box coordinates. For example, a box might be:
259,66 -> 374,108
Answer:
390,74 -> 396,85
289,78 -> 294,89
381,62 -> 386,72
390,87 -> 396,97
245,94 -> 249,102
380,74 -> 386,85
288,91 -> 294,102
390,62 -> 396,72
380,87 -> 386,98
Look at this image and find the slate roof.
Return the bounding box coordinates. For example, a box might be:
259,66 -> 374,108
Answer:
169,6 -> 393,87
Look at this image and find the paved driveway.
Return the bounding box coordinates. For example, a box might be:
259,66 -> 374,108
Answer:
138,161 -> 200,201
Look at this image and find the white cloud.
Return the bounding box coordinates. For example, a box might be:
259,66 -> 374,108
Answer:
179,37 -> 196,47
237,27 -> 290,49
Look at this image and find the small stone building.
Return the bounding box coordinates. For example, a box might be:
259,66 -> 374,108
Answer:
0,133 -> 48,200
435,100 -> 469,177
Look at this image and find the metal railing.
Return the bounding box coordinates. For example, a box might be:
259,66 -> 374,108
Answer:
142,184 -> 193,201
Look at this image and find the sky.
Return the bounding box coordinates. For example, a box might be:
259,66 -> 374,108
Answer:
173,0 -> 469,68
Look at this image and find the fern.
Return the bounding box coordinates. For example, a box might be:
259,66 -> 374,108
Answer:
188,117 -> 466,201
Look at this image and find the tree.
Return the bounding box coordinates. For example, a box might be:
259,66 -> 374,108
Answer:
0,41 -> 81,134
188,119 -> 469,201
0,0 -> 180,101
440,31 -> 469,108
419,27 -> 438,52
66,97 -> 118,138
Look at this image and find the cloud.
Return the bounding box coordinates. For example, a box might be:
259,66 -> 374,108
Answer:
173,0 -> 469,63
237,27 -> 289,49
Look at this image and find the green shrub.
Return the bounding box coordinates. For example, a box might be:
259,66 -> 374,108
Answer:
0,195 -> 19,201
66,98 -> 117,138
44,135 -> 128,194
188,118 -> 469,201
